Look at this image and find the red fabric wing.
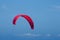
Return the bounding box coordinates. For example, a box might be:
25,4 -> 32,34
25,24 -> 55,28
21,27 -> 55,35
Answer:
13,14 -> 34,30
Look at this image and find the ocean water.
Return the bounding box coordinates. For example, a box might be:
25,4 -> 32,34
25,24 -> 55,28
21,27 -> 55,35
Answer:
0,35 -> 60,40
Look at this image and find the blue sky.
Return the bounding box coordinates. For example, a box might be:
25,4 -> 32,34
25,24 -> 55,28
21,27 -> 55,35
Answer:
0,0 -> 60,40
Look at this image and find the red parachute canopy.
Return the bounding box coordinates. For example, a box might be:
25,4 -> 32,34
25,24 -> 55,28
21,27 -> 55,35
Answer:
13,14 -> 34,30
